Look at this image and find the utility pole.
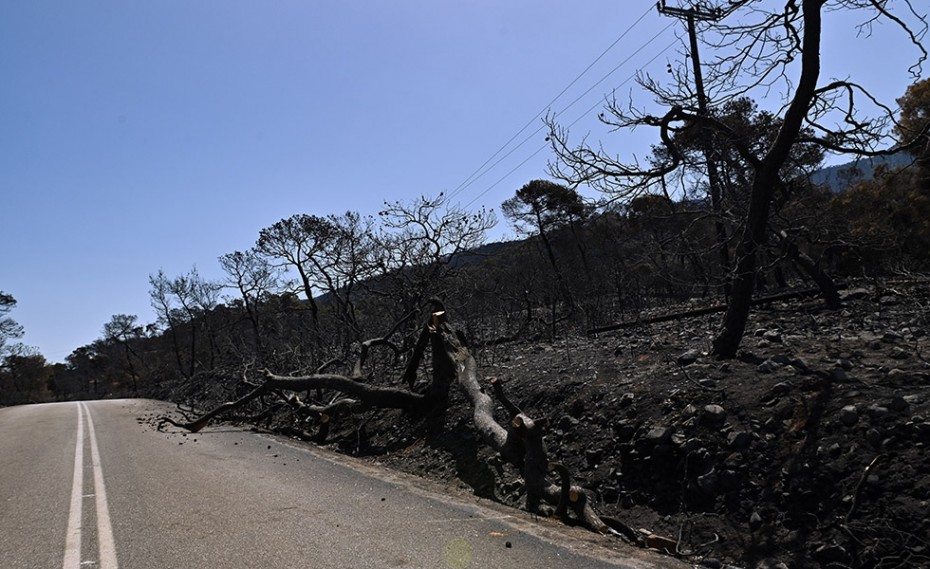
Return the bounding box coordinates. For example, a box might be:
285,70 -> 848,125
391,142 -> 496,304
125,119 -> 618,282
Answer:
657,0 -> 733,299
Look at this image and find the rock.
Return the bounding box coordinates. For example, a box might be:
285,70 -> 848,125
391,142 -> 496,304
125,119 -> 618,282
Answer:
888,396 -> 909,412
885,368 -> 913,384
762,330 -> 783,343
903,394 -> 922,405
867,405 -> 890,421
558,415 -> 579,430
698,378 -> 718,389
643,427 -> 671,445
758,360 -> 780,373
890,346 -> 912,360
836,358 -> 854,370
618,392 -> 635,407
914,422 -> 930,442
883,332 -> 903,343
696,468 -> 719,494
830,367 -> 850,382
701,404 -> 727,425
770,382 -> 791,396
749,511 -> 763,531
727,430 -> 753,450
771,354 -> 793,366
677,349 -> 701,366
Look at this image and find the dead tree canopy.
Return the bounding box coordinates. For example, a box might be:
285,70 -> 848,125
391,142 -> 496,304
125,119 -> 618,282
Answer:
546,1 -> 928,358
159,311 -> 635,538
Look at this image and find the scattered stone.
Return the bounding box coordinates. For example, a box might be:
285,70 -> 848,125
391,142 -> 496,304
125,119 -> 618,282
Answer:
643,427 -> 671,445
757,360 -> 780,373
890,347 -> 912,360
727,430 -> 752,450
701,405 -> 727,425
771,354 -> 793,366
836,358 -> 854,370
677,349 -> 701,366
762,330 -> 783,343
914,422 -> 930,442
697,468 -> 719,494
558,415 -> 580,430
885,368 -> 913,384
830,367 -> 850,382
888,396 -> 909,412
867,405 -> 890,420
840,405 -> 859,427
770,382 -> 791,396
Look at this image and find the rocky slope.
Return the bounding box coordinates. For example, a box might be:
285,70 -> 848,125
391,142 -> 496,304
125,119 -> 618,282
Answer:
335,278 -> 930,569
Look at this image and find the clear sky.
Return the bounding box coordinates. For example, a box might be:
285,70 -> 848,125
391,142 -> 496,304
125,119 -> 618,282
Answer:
1,1 -> 925,363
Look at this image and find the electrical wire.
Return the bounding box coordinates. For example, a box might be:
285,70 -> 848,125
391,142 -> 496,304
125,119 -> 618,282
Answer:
461,33 -> 682,209
446,3 -> 657,202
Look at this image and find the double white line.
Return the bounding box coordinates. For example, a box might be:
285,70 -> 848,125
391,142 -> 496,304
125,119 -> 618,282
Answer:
63,402 -> 119,569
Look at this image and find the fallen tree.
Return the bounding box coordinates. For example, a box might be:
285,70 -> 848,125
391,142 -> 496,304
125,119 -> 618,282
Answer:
159,308 -> 630,537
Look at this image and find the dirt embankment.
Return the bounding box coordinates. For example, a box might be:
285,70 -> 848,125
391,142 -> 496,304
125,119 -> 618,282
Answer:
345,279 -> 930,569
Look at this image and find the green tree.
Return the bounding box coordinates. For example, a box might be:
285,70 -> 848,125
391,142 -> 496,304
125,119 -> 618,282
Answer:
895,77 -> 930,191
102,314 -> 144,393
0,291 -> 24,358
501,180 -> 591,309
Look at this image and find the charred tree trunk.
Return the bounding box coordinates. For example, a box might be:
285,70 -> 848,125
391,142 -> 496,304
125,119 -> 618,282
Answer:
158,311 -> 619,535
777,230 -> 841,309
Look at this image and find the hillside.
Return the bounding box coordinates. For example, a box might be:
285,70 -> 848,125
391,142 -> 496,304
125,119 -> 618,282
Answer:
158,276 -> 930,569
809,152 -> 914,193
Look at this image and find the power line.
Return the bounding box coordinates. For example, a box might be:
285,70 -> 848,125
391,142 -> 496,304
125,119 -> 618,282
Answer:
446,3 -> 656,202
456,21 -> 678,208
463,34 -> 682,210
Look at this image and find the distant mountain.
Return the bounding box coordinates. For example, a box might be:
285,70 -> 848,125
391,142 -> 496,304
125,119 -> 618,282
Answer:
809,152 -> 914,192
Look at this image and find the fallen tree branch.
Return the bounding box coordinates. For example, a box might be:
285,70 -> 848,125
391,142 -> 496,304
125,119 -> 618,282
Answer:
845,454 -> 886,524
587,284 -> 847,335
432,318 -> 610,534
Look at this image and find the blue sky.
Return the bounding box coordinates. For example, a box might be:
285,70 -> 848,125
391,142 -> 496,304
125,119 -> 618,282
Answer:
1,1 -> 926,362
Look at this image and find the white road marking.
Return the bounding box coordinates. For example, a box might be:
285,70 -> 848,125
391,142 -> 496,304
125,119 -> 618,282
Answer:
84,402 -> 119,569
63,403 -> 120,569
62,404 -> 84,569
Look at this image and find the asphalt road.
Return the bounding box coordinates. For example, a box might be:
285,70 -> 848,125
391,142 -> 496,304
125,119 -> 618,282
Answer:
0,399 -> 687,569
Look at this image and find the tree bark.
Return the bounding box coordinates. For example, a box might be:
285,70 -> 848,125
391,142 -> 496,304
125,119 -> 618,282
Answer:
712,0 -> 824,358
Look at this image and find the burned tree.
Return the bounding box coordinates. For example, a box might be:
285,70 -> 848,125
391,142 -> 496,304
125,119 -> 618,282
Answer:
159,308 -> 623,535
547,0 -> 928,357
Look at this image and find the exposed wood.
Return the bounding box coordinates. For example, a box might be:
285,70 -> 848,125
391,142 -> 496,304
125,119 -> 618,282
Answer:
433,321 -> 609,533
490,377 -> 523,418
159,311 -> 618,535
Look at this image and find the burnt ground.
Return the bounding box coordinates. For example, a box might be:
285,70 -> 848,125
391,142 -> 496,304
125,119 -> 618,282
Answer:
159,277 -> 930,569
314,278 -> 930,569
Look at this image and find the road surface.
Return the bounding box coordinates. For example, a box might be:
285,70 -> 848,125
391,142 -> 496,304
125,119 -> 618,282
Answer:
0,399 -> 687,569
